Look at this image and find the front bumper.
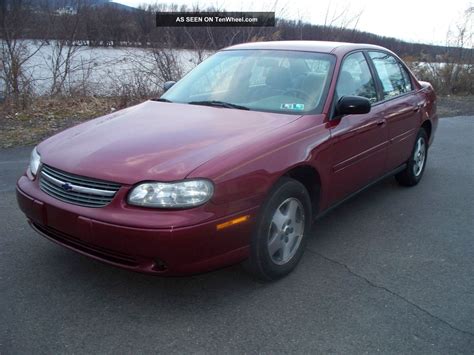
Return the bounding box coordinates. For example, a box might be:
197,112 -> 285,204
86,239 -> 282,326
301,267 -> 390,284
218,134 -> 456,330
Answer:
16,176 -> 258,275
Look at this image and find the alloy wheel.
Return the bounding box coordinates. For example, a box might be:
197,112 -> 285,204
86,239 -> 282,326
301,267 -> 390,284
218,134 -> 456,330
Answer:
413,136 -> 426,177
267,197 -> 305,265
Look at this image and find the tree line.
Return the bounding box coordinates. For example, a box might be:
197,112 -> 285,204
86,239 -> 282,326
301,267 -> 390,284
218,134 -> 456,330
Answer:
1,0 -> 472,62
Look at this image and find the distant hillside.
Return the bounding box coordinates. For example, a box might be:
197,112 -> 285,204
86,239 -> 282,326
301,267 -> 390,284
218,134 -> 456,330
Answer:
29,0 -> 137,11
30,0 -> 109,8
2,0 -> 472,61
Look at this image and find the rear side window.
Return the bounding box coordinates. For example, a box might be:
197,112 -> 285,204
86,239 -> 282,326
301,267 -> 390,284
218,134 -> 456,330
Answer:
399,64 -> 413,92
368,52 -> 411,99
336,52 -> 378,103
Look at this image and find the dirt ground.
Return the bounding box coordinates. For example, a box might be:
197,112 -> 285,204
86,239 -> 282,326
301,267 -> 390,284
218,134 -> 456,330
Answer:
436,96 -> 474,118
0,95 -> 472,148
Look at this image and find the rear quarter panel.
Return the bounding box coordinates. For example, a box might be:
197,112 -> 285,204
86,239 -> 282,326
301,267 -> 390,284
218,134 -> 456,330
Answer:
418,81 -> 438,145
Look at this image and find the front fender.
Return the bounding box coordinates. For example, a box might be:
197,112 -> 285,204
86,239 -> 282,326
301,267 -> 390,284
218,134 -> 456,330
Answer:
188,115 -> 331,213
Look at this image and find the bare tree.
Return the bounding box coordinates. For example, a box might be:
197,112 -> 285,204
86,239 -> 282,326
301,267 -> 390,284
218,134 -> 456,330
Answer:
409,6 -> 473,95
0,0 -> 46,107
45,0 -> 84,96
445,6 -> 473,93
322,2 -> 364,41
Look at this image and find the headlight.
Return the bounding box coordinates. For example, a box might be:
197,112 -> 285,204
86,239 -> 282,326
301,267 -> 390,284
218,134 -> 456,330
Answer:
128,180 -> 214,208
29,147 -> 41,176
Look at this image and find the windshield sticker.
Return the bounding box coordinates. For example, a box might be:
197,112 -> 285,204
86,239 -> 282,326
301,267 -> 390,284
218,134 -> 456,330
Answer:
280,103 -> 305,111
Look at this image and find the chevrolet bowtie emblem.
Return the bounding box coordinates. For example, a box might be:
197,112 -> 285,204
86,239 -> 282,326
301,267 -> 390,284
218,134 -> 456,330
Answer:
61,182 -> 73,191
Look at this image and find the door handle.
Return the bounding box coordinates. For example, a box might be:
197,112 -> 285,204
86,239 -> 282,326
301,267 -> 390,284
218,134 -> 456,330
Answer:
376,119 -> 386,126
413,104 -> 421,112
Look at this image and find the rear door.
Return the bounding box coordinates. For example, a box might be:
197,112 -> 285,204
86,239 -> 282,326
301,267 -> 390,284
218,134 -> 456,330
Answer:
367,51 -> 421,170
327,51 -> 388,204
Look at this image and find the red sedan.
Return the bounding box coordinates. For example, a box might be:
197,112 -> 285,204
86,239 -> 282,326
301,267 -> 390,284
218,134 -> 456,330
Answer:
17,41 -> 438,280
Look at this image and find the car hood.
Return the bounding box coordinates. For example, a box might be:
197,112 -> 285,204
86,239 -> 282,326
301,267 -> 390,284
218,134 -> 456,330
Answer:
38,101 -> 301,184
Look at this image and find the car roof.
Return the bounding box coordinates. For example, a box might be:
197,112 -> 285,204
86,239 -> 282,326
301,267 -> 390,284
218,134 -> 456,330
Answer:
223,40 -> 389,55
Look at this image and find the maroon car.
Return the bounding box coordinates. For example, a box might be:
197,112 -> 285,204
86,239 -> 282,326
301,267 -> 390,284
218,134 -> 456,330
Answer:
17,41 -> 437,280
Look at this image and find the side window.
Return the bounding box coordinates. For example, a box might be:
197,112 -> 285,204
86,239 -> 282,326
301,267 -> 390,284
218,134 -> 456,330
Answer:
399,64 -> 413,92
336,52 -> 378,103
368,51 -> 410,99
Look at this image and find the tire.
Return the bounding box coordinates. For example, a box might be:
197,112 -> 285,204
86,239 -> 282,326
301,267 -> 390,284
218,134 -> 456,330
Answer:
246,177 -> 312,281
395,128 -> 428,186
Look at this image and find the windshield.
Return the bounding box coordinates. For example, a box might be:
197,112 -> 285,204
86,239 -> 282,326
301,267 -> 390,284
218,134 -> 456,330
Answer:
161,49 -> 335,114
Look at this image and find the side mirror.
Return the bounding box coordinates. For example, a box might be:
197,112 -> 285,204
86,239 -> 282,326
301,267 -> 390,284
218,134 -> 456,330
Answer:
163,81 -> 176,92
336,96 -> 371,116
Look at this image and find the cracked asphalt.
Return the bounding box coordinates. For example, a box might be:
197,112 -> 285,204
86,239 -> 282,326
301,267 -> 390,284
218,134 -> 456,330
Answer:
1,116 -> 473,354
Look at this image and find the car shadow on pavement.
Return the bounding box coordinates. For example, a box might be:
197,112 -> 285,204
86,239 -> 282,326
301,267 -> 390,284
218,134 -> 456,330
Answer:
29,175 -> 404,307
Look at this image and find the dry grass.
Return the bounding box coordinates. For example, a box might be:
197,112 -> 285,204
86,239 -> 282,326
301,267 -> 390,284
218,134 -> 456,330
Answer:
0,95 -> 146,148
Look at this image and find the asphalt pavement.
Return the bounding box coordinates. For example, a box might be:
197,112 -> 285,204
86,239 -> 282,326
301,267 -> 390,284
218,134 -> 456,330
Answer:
1,116 -> 473,354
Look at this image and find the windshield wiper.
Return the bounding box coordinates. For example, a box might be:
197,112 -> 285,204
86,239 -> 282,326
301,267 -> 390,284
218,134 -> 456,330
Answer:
152,98 -> 173,103
188,100 -> 249,110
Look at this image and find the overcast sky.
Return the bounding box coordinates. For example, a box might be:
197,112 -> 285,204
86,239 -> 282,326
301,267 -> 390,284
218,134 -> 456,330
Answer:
112,0 -> 472,45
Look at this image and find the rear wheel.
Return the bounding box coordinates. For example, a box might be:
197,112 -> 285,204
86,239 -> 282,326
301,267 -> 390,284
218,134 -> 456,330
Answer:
395,128 -> 428,186
246,177 -> 312,281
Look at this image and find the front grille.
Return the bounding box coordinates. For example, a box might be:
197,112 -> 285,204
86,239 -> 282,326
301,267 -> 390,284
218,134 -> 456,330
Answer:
39,164 -> 121,208
31,222 -> 140,267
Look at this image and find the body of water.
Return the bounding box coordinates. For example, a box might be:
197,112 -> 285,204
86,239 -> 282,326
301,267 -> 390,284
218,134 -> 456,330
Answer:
2,41 -> 211,96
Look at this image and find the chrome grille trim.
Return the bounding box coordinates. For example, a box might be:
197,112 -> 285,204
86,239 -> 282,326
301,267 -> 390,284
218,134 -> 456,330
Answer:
39,165 -> 121,208
41,171 -> 116,196
41,164 -> 121,190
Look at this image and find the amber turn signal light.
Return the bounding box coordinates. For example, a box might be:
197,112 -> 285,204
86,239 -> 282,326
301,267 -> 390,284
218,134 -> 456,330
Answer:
216,215 -> 250,231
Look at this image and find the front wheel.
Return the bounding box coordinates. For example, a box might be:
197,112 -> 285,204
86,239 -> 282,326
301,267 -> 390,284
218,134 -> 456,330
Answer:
395,128 -> 428,186
246,177 -> 312,281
